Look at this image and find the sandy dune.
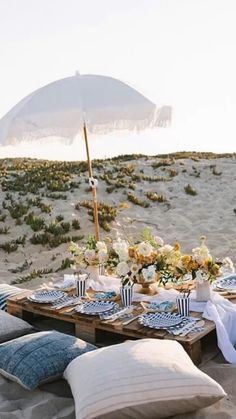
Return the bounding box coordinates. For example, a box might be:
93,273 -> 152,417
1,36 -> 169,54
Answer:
0,153 -> 236,287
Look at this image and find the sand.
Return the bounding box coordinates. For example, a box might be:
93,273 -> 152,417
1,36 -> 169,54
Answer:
0,154 -> 236,418
0,155 -> 236,288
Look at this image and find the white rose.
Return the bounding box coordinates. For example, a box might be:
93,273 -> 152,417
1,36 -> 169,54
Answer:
116,261 -> 130,277
113,240 -> 129,261
130,263 -> 141,275
192,245 -> 211,264
154,236 -> 164,247
137,242 -> 153,257
96,241 -> 107,252
98,250 -> 108,264
159,244 -> 173,255
84,249 -> 96,262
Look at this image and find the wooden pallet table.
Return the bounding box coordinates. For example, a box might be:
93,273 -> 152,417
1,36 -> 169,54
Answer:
7,291 -> 218,366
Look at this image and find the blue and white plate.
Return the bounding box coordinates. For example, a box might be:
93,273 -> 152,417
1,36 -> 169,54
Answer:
139,312 -> 183,329
75,301 -> 118,315
28,290 -> 66,304
213,275 -> 236,291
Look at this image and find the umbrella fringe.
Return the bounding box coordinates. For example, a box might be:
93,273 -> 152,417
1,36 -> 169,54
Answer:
1,106 -> 172,145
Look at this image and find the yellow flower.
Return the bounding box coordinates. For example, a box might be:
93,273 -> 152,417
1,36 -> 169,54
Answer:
180,255 -> 191,268
174,242 -> 181,252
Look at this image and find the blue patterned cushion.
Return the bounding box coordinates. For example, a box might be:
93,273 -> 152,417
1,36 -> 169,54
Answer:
0,331 -> 97,389
0,284 -> 25,310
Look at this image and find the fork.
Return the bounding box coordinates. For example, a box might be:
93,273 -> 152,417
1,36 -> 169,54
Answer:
53,297 -> 81,309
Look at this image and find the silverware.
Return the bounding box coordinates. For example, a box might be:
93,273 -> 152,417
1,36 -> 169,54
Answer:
53,297 -> 81,310
122,314 -> 143,326
102,307 -> 133,323
62,304 -> 82,313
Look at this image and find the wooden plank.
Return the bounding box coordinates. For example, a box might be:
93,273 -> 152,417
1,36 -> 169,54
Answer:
5,292 -> 222,365
7,302 -> 23,318
183,340 -> 202,365
75,321 -> 96,344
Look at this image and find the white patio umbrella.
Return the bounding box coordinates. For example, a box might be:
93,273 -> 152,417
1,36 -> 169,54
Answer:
0,72 -> 171,239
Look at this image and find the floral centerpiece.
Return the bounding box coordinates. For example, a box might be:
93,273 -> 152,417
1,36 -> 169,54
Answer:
69,236 -> 108,281
177,236 -> 220,282
175,236 -> 221,301
108,229 -> 181,294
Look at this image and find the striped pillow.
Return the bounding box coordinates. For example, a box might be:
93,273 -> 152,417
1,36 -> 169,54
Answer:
64,339 -> 226,419
0,284 -> 24,310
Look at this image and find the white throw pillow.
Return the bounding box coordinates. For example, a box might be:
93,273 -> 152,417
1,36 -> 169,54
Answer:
64,339 -> 226,419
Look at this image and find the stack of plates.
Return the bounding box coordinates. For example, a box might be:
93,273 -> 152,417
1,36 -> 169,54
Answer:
28,290 -> 66,304
75,301 -> 118,316
213,275 -> 236,293
139,313 -> 183,329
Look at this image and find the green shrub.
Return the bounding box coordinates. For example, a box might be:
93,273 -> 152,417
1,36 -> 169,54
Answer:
56,258 -> 74,271
11,268 -> 53,285
146,192 -> 167,202
0,226 -> 10,234
0,214 -> 6,222
184,184 -> 198,196
72,219 -> 80,230
25,212 -> 45,231
56,214 -> 64,222
0,241 -> 18,253
127,192 -> 150,208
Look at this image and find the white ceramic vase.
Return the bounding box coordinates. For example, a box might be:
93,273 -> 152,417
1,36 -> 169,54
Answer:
87,265 -> 100,282
196,280 -> 211,302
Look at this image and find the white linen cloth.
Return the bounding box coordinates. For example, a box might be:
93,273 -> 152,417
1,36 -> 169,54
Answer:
203,293 -> 236,364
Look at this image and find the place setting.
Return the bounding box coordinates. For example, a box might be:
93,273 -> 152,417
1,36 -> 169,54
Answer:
212,274 -> 236,295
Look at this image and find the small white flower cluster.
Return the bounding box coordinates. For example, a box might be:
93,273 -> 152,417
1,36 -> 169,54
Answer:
113,238 -> 161,283
69,240 -> 108,267
137,241 -> 153,257
113,240 -> 129,262
192,236 -> 211,264
84,241 -> 108,265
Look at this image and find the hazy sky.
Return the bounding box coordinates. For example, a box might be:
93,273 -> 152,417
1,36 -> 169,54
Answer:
0,0 -> 236,160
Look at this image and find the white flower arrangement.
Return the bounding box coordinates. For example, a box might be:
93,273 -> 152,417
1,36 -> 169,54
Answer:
69,236 -> 108,268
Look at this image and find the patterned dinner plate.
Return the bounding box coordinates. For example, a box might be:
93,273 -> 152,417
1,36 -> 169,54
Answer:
28,290 -> 66,304
214,275 -> 236,291
75,301 -> 118,315
139,313 -> 183,329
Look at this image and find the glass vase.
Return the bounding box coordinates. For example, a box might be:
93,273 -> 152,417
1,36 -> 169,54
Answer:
87,265 -> 100,282
196,280 -> 211,302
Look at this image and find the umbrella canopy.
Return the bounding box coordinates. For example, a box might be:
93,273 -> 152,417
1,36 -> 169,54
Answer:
0,73 -> 171,144
0,73 -> 171,240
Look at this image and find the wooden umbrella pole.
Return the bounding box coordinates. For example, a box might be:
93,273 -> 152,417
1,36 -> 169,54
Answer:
83,124 -> 100,241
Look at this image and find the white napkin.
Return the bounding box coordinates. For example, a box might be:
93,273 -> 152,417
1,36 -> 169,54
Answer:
203,293 -> 236,363
87,275 -> 121,293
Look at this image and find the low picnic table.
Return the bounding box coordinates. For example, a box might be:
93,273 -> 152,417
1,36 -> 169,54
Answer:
6,288 -> 225,366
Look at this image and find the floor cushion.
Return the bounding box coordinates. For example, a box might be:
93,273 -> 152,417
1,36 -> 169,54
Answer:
0,284 -> 25,310
0,310 -> 33,343
0,330 -> 97,390
64,338 -> 226,419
